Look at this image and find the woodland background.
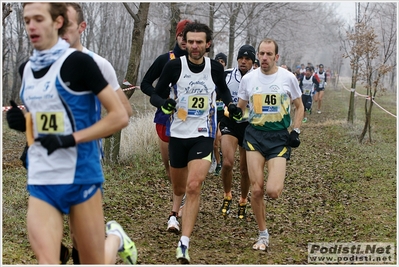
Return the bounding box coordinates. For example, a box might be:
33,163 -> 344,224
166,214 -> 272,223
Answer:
2,2 -> 397,105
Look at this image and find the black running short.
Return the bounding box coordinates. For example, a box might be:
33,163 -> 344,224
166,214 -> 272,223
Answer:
169,136 -> 214,168
219,116 -> 249,147
243,125 -> 291,161
302,94 -> 312,111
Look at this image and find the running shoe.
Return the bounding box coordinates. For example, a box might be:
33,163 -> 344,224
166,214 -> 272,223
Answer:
237,203 -> 247,219
219,197 -> 232,216
178,194 -> 186,218
176,243 -> 190,264
317,110 -> 321,114
214,164 -> 222,176
302,117 -> 308,123
60,242 -> 70,264
167,215 -> 180,233
252,235 -> 269,251
106,220 -> 138,264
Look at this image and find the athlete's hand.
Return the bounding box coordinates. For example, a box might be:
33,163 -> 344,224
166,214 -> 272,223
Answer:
228,104 -> 242,121
161,98 -> 176,114
6,100 -> 26,132
35,134 -> 76,155
288,131 -> 301,148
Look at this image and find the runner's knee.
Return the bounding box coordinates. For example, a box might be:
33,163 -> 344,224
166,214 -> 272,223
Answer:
266,187 -> 282,199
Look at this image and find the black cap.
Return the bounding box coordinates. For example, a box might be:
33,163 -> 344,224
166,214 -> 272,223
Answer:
215,52 -> 227,64
319,64 -> 324,68
254,58 -> 259,65
237,44 -> 256,63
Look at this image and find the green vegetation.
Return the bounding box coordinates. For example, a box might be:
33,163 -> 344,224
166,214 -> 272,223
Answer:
2,81 -> 396,264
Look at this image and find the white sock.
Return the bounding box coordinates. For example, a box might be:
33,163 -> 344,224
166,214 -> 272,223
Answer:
259,229 -> 269,237
107,229 -> 124,250
178,236 -> 190,249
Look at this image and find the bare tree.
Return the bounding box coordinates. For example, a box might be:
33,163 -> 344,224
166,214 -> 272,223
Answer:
2,3 -> 12,103
2,3 -> 30,105
344,3 -> 396,143
2,2 -> 12,24
226,3 -> 241,68
103,2 -> 150,163
343,3 -> 364,124
375,2 -> 397,91
168,3 -> 181,50
208,2 -> 215,58
2,2 -> 387,117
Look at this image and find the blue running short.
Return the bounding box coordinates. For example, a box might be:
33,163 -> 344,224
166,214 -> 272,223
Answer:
27,183 -> 103,215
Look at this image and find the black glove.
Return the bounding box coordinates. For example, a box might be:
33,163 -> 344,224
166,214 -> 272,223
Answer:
228,103 -> 243,121
35,134 -> 76,155
161,98 -> 176,114
6,100 -> 26,132
288,131 -> 301,148
20,143 -> 29,169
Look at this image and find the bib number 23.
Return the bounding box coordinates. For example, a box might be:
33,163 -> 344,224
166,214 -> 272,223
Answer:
189,96 -> 208,110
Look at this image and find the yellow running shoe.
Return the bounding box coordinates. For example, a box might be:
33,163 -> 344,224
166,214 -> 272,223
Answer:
106,220 -> 137,264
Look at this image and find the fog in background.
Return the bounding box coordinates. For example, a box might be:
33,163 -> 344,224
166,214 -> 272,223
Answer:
2,2 -> 396,104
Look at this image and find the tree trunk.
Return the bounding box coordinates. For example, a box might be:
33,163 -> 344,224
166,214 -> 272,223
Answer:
103,2 -> 150,164
10,4 -> 26,103
347,60 -> 358,124
169,3 -> 180,51
227,3 -> 241,69
2,3 -> 12,24
359,98 -> 373,143
208,3 -> 215,58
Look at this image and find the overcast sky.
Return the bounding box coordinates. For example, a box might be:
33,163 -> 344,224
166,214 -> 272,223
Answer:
336,2 -> 357,23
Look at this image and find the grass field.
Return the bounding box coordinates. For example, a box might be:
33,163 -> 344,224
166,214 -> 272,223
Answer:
2,78 -> 397,264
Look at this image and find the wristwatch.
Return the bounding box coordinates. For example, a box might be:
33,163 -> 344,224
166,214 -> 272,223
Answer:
293,128 -> 301,134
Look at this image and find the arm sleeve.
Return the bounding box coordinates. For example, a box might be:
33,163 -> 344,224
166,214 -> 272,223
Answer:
237,76 -> 249,101
151,59 -> 181,108
141,53 -> 169,97
100,59 -> 120,91
289,75 -> 302,100
211,60 -> 232,106
299,79 -> 303,93
313,76 -> 320,88
61,51 -> 108,95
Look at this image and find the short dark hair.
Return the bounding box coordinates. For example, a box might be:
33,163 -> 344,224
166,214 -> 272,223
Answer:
66,3 -> 84,24
23,3 -> 69,36
183,20 -> 213,52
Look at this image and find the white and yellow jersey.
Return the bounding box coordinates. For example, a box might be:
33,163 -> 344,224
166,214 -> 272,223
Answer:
238,67 -> 302,131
